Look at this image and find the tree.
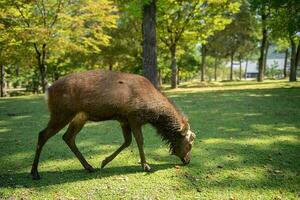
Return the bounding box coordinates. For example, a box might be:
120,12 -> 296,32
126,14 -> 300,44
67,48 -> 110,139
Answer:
196,1 -> 240,82
158,1 -> 199,88
177,44 -> 199,82
206,1 -> 257,81
249,0 -> 272,82
0,4 -> 22,96
236,38 -> 258,80
5,0 -> 117,92
275,38 -> 290,78
274,1 -> 300,82
100,7 -> 143,73
142,0 -> 159,89
158,0 -> 239,88
0,9 -> 9,97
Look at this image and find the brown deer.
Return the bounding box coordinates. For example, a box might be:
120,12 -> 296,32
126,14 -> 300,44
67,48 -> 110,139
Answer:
31,70 -> 195,180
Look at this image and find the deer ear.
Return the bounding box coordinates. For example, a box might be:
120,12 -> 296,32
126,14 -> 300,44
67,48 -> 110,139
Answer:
180,121 -> 189,136
190,131 -> 196,140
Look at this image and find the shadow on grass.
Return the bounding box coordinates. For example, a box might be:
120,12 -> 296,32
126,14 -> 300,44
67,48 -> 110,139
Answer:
0,85 -> 299,195
0,163 -> 174,188
171,86 -> 300,193
170,80 -> 289,89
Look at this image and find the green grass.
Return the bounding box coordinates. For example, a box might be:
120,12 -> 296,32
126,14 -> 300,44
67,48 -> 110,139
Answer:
0,80 -> 300,199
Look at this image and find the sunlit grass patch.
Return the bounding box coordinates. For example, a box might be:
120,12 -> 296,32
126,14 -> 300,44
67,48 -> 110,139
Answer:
0,80 -> 299,199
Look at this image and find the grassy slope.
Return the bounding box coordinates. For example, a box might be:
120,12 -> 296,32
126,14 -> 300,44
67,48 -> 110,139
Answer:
0,80 -> 299,200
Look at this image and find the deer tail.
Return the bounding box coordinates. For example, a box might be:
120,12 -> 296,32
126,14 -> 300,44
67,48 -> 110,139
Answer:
45,83 -> 51,103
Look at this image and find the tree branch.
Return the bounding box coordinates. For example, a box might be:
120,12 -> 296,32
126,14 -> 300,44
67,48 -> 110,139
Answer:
35,0 -> 47,28
50,0 -> 63,28
33,43 -> 41,59
174,2 -> 199,43
14,3 -> 30,28
159,36 -> 171,47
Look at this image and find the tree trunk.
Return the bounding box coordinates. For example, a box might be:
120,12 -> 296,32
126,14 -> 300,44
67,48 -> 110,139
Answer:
257,7 -> 268,82
0,65 -> 7,97
142,0 -> 159,89
214,57 -> 218,81
230,52 -> 234,81
158,68 -> 162,86
34,43 -> 47,93
109,63 -> 113,71
289,38 -> 297,82
177,67 -> 180,85
15,65 -> 19,76
283,49 -> 289,78
33,70 -> 40,94
239,59 -> 242,80
296,42 -> 300,71
263,39 -> 269,73
201,44 -> 206,82
170,44 -> 177,88
40,44 -> 47,92
54,72 -> 59,81
244,60 -> 248,80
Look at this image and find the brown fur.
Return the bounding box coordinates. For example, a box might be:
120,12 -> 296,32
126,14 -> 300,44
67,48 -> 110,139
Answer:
31,70 -> 194,180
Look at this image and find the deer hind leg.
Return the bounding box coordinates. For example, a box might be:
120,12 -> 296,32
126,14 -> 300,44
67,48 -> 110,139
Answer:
62,112 -> 94,172
31,116 -> 71,180
101,122 -> 132,169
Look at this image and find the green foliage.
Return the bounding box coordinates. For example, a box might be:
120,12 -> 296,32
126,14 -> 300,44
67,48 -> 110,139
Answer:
157,0 -> 240,86
275,38 -> 290,52
158,0 -> 240,46
99,3 -> 143,73
207,1 -> 257,58
1,0 -> 118,88
265,61 -> 282,79
1,0 -> 300,91
270,0 -> 300,40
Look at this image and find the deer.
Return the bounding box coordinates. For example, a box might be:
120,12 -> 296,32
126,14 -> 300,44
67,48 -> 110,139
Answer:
31,70 -> 195,180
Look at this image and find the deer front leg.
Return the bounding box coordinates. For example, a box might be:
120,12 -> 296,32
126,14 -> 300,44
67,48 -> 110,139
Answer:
101,122 -> 132,169
129,122 -> 151,172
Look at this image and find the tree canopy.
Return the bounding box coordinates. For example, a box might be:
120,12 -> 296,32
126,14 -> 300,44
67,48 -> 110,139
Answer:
0,0 -> 300,95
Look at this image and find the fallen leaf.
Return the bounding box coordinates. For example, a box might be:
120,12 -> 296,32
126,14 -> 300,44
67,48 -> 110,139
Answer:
183,172 -> 190,177
217,164 -> 224,168
196,187 -> 202,192
205,174 -> 212,179
274,170 -> 282,174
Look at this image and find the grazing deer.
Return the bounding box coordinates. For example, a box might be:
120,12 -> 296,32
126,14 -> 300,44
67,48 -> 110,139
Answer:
31,70 -> 195,180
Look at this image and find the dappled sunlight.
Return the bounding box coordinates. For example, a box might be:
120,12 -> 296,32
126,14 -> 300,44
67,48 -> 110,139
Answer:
243,113 -> 262,117
221,128 -> 240,132
1,82 -> 300,199
7,115 -> 31,120
202,135 -> 298,146
207,167 -> 267,183
251,124 -> 299,133
1,151 -> 32,160
165,81 -> 300,94
0,128 -> 10,133
247,93 -> 273,97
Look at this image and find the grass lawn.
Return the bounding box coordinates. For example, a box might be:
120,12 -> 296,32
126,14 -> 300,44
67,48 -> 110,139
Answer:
0,80 -> 299,199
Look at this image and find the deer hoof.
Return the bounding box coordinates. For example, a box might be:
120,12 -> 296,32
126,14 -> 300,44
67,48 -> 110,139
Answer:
143,163 -> 151,172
